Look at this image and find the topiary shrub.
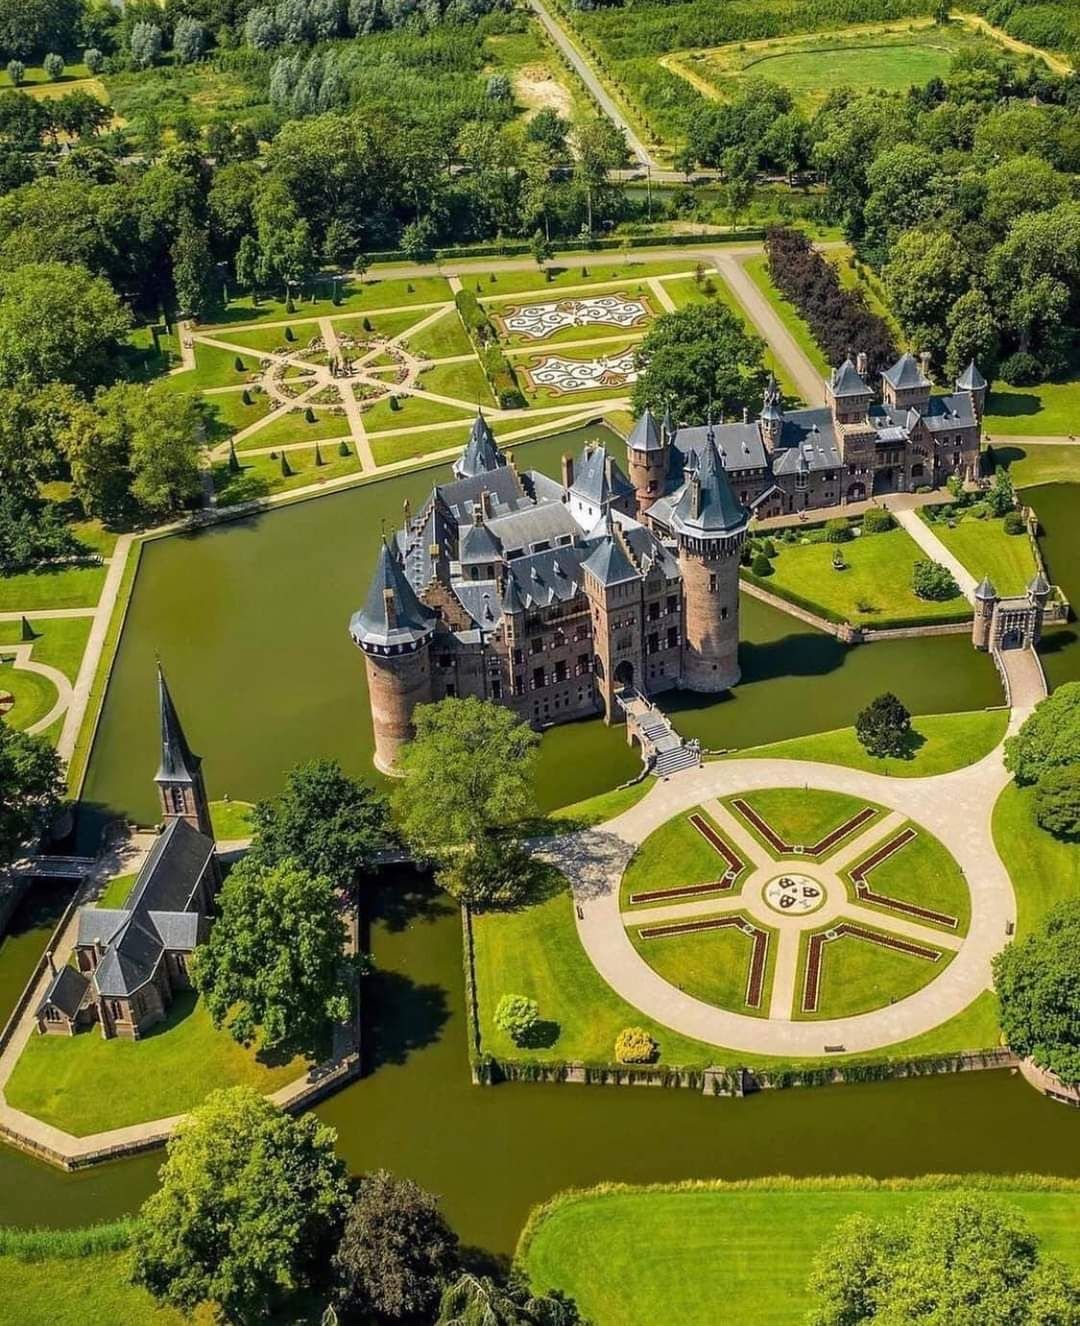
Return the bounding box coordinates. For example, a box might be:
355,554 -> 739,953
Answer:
912,559 -> 960,601
1003,510 -> 1026,535
861,508 -> 895,534
494,994 -> 539,1046
751,552 -> 773,577
284,326 -> 295,342
999,351 -> 1042,387
760,538 -> 776,557
280,453 -> 293,477
615,1027 -> 659,1064
824,517 -> 852,543
338,440 -> 351,458
234,355 -> 245,372
362,316 -> 372,332
304,405 -> 316,423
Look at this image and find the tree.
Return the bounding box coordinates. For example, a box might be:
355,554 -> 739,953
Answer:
129,21 -> 163,69
855,693 -> 912,759
5,59 -> 23,86
42,53 -> 64,81
807,1191 -> 1079,1325
911,559 -> 960,601
173,16 -> 206,64
395,698 -> 540,859
573,117 -> 628,233
1004,683 -> 1080,786
945,287 -> 998,384
83,48 -> 103,75
984,466 -> 1016,518
495,994 -> 539,1045
0,721 -> 63,864
171,219 -> 218,321
131,1087 -> 348,1319
996,899 -> 1080,1087
0,262 -> 131,392
250,758 -> 390,884
438,1273 -> 583,1325
192,856 -> 352,1052
530,228 -> 552,270
332,1171 -> 458,1320
437,837 -> 543,909
1032,765 -> 1080,839
631,301 -> 768,422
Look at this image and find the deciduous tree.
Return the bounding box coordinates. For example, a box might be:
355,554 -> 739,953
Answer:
994,899 -> 1080,1086
854,693 -> 912,759
0,720 -> 64,864
1004,683 -> 1080,786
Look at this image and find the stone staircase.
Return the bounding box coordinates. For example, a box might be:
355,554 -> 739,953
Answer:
618,689 -> 701,778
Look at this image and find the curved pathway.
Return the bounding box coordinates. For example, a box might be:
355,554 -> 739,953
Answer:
0,643 -> 73,737
549,719 -> 1026,1056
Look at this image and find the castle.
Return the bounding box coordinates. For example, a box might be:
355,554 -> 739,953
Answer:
349,351 -> 989,771
36,667 -> 219,1040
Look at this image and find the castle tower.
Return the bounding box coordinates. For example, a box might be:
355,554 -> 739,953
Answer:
154,663 -> 213,838
625,406 -> 668,516
1028,571 -> 1050,647
972,575 -> 998,651
760,375 -> 784,452
350,540 -> 436,774
956,360 -> 988,423
452,410 -> 504,479
825,357 -> 873,425
669,434 -> 748,692
881,352 -> 932,412
582,515 -> 644,721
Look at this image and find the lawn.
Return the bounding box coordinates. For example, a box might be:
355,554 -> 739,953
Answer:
200,275 -> 453,329
418,359 -> 496,408
0,616 -> 91,684
620,807 -> 749,910
993,782 -> 1080,939
735,710 -> 1009,778
333,307 -> 443,343
95,872 -> 136,909
539,780 -> 652,833
362,391 -> 475,433
211,446 -> 362,506
754,526 -> 973,628
630,912 -> 776,1016
367,413 -> 537,467
983,378 -> 1080,437
920,508 -> 1037,596
0,1250 -> 183,1326
234,407 -> 351,453
997,443 -> 1080,489
741,254 -> 830,377
406,307 -> 474,359
519,1179 -> 1080,1326
200,388 -> 273,441
159,343 -> 261,394
5,991 -> 309,1135
215,323 -> 322,355
795,920 -> 952,1020
726,787 -> 878,859
844,820 -> 971,935
210,798 -> 254,841
477,258 -> 696,299
0,563 -> 105,613
0,659 -> 58,731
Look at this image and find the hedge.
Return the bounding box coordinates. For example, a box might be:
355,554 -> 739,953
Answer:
454,289 -> 526,408
363,229 -> 769,266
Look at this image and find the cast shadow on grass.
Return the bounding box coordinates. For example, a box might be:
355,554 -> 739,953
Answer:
366,967 -> 450,1070
515,1018 -> 561,1050
987,391 -> 1042,419
1037,627 -> 1078,656
888,727 -> 928,761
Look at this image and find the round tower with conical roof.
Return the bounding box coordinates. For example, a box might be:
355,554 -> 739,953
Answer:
760,376 -> 784,452
625,405 -> 669,516
972,574 -> 998,651
670,433 -> 749,692
350,540 -> 437,774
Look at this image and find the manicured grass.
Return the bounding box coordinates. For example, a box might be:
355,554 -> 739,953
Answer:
95,872 -> 136,910
0,563 -> 105,612
209,799 -> 254,841
621,807 -> 749,910
471,883 -> 723,1068
200,388 -> 273,441
742,253 -> 830,377
200,276 -> 453,330
519,1179 -> 1080,1326
333,307 -> 442,342
996,443 -> 1080,489
795,920 -> 953,1021
362,391 -> 475,433
630,911 -> 776,1016
6,991 -> 309,1136
727,787 -> 878,859
0,1250 -> 184,1326
756,526 -> 972,627
544,780 -> 651,831
920,508 -> 1037,597
0,616 -> 91,684
156,343 -> 260,396
214,323 -> 322,355
983,378 -> 1080,437
418,359 -> 496,408
235,407 -> 351,453
211,446 -> 362,506
844,820 -> 971,935
406,307 -> 474,359
993,782 -> 1080,940
0,662 -> 57,730
735,710 -> 1009,778
366,414 -> 538,467
872,988 -> 1001,1058
477,258 -> 696,299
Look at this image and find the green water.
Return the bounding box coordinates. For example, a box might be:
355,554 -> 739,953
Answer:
0,881 -> 74,1026
1029,483 -> 1080,691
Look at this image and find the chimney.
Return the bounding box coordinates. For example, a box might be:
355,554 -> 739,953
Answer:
383,587 -> 397,629
856,352 -> 868,376
402,497 -> 411,527
919,350 -> 931,379
605,454 -> 615,486
478,489 -> 493,522
561,452 -> 574,489
742,406 -> 748,424
46,950 -> 56,977
689,474 -> 702,520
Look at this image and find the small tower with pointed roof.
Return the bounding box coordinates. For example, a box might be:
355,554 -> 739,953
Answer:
155,664 -> 213,838
760,375 -> 784,452
669,434 -> 748,692
625,405 -> 669,516
1028,570 -> 1050,647
956,360 -> 988,423
452,410 -> 504,480
581,513 -> 645,719
972,575 -> 998,651
350,539 -> 437,774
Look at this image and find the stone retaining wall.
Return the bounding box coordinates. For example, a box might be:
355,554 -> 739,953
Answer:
1018,1056 -> 1080,1107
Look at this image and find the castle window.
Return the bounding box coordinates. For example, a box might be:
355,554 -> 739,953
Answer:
721,606 -> 728,621
555,660 -> 567,683
514,677 -> 524,696
666,595 -> 677,613
709,574 -> 718,593
530,638 -> 543,655
647,602 -> 659,621
439,654 -> 452,668
648,633 -> 659,654
492,680 -> 502,699
170,787 -> 185,814
667,626 -> 678,648
446,684 -> 456,698
648,480 -> 657,493
533,667 -> 544,690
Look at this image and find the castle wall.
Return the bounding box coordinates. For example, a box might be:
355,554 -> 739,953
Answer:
679,544 -> 741,691
364,645 -> 433,774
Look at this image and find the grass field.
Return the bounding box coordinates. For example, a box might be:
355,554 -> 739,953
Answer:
984,378 -> 1080,437
0,1249 -> 183,1326
727,787 -> 878,859
220,323 -> 323,355
0,660 -> 59,731
735,710 -> 1008,778
95,872 -> 136,910
0,564 -> 105,613
418,359 -> 495,408
211,445 -> 362,506
477,258 -> 697,299
209,799 -> 255,841
362,390 -> 476,433
921,508 -> 1038,596
0,615 -> 90,684
741,254 -> 830,377
844,820 -> 971,935
200,276 -> 453,330
755,526 -> 972,627
630,911 -> 777,1016
519,1179 -> 1080,1326
999,444 -> 1080,488
235,408 -> 352,453
993,782 -> 1080,939
6,991 -> 308,1136
795,919 -> 953,1020
406,308 -> 474,359
200,388 -> 273,441
620,808 -> 750,911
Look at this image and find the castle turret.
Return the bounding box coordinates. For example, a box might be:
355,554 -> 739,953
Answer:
1028,570 -> 1050,647
956,360 -> 988,423
972,575 -> 998,651
760,375 -> 784,452
154,664 -> 213,838
582,515 -> 643,720
453,410 -> 503,479
625,406 -> 668,516
668,434 -> 748,692
825,357 -> 873,424
350,540 -> 437,774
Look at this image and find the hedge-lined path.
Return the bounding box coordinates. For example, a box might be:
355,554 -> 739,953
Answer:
894,508 -> 979,603
548,706 -> 1029,1054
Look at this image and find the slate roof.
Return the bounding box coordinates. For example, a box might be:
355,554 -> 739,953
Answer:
667,435 -> 748,537
459,521 -> 502,565
975,575 -> 998,601
436,467 -> 527,522
582,526 -> 638,587
155,665 -> 200,786
957,360 -> 987,391
673,422 -> 767,473
503,545 -> 591,609
830,358 -> 871,397
569,444 -> 634,507
882,352 -> 930,391
76,909 -> 128,949
399,499 -> 456,591
486,502 -> 580,557
352,540 -> 436,648
37,965 -> 89,1019
453,411 -> 504,479
627,407 -> 663,453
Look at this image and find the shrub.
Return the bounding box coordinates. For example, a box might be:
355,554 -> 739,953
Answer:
284,325 -> 295,341
1033,765 -> 1080,839
912,559 -> 960,601
824,517 -> 852,543
861,508 -> 895,534
760,538 -> 776,557
6,59 -> 24,86
42,53 -> 64,81
985,467 -> 1016,518
999,350 -> 1042,386
615,1027 -> 659,1064
84,48 -> 104,74
1003,510 -> 1026,535
751,552 -> 773,576
338,440 -> 351,457
304,405 -> 315,423
494,994 -> 539,1045
234,355 -> 245,372
855,692 -> 912,758
280,453 -> 292,477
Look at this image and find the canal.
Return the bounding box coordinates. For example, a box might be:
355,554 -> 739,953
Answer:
0,435 -> 1076,1247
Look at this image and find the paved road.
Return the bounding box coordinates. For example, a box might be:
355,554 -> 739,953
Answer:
529,0 -> 656,170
